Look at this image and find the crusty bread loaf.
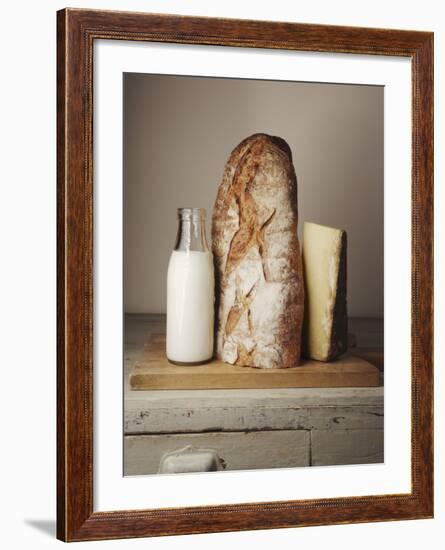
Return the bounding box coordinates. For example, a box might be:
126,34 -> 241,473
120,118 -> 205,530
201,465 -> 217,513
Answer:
212,133 -> 304,369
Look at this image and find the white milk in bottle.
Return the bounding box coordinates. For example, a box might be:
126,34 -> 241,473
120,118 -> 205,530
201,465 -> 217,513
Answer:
166,208 -> 214,364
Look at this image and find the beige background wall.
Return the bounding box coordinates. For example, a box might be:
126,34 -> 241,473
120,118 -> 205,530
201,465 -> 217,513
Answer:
124,74 -> 383,317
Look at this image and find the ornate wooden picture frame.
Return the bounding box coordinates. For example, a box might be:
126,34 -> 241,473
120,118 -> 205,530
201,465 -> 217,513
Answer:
57,8 -> 433,542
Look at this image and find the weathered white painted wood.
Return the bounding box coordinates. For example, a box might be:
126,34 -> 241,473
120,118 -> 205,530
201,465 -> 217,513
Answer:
124,430 -> 310,475
126,387 -> 384,407
311,429 -> 384,466
125,404 -> 383,434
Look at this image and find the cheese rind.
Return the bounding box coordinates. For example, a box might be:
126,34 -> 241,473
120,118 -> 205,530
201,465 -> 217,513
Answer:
302,222 -> 347,361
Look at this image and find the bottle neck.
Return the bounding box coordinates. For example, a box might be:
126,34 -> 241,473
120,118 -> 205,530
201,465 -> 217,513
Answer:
174,210 -> 209,252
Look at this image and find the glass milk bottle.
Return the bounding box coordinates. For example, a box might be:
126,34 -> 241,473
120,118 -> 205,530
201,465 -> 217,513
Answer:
166,208 -> 214,365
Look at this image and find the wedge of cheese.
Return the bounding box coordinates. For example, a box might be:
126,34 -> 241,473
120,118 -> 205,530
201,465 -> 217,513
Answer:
302,222 -> 347,361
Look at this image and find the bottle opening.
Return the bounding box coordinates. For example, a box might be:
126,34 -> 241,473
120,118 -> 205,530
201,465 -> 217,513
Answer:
178,207 -> 206,221
174,208 -> 209,252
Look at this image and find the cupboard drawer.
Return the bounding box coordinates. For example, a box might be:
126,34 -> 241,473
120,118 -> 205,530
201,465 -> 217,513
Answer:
125,430 -> 310,475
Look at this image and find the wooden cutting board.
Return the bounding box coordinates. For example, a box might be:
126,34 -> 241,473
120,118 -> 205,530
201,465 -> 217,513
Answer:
129,334 -> 381,390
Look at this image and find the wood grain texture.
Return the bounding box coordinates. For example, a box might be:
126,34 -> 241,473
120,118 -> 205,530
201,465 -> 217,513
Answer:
125,398 -> 384,435
57,7 -> 433,542
129,334 -> 380,390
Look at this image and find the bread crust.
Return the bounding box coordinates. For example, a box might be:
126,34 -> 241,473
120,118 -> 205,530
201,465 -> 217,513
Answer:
212,133 -> 304,368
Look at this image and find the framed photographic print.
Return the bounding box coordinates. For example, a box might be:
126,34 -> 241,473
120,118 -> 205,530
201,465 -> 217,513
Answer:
57,8 -> 433,542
